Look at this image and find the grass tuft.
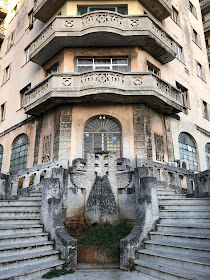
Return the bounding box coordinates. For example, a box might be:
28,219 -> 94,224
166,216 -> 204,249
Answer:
42,266 -> 74,279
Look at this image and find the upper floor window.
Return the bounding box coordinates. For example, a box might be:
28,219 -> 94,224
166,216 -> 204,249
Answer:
20,84 -> 31,108
202,100 -> 209,120
28,9 -> 34,30
189,1 -> 197,18
0,103 -> 6,121
147,62 -> 160,76
25,47 -> 30,64
176,82 -> 189,113
11,4 -> 18,20
46,63 -> 58,76
176,45 -> 183,62
7,30 -> 15,51
77,57 -> 129,72
2,64 -> 11,84
196,61 -> 205,80
78,6 -> 128,15
171,6 -> 179,25
192,28 -> 201,47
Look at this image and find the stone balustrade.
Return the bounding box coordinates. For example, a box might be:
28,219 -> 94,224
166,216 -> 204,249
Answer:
24,71 -> 183,115
204,19 -> 210,33
194,170 -> 210,198
30,13 -> 176,65
0,25 -> 5,42
7,160 -> 68,197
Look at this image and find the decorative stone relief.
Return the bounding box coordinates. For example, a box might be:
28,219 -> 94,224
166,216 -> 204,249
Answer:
80,73 -> 124,86
82,13 -> 122,27
130,19 -> 139,27
42,134 -> 52,163
63,77 -> 72,86
65,20 -> 74,27
154,133 -> 164,162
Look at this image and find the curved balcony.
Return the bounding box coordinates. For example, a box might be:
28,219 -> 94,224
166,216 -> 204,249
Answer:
0,0 -> 8,20
24,71 -> 183,115
0,25 -> 5,44
30,13 -> 176,66
200,0 -> 210,15
207,45 -> 210,63
204,19 -> 210,35
34,0 -> 172,23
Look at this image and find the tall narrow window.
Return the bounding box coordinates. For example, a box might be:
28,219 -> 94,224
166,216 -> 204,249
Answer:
2,64 -> 11,84
84,116 -> 122,158
20,84 -> 31,108
202,100 -> 208,119
171,6 -> 179,24
189,1 -> 197,17
28,9 -> 34,29
176,45 -> 183,62
176,82 -> 189,113
0,103 -> 6,121
10,134 -> 29,172
205,143 -> 210,169
178,132 -> 198,171
147,62 -> 160,76
0,145 -> 3,172
25,47 -> 30,64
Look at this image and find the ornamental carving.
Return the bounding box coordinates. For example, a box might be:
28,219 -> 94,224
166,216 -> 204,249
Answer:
42,134 -> 52,163
154,133 -> 164,162
31,23 -> 53,52
130,19 -> 139,27
133,77 -> 143,85
63,77 -> 72,86
65,20 -> 74,28
82,13 -> 122,27
80,73 -> 124,86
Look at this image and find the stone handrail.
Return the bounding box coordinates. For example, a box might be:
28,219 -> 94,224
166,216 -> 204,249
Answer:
120,168 -> 159,269
136,157 -> 194,194
24,71 -> 183,111
9,160 -> 68,197
30,13 -> 176,61
0,173 -> 10,200
203,19 -> 210,32
194,170 -> 210,198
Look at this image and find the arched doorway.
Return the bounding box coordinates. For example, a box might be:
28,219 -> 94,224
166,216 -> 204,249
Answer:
84,115 -> 122,158
10,134 -> 29,172
178,132 -> 198,171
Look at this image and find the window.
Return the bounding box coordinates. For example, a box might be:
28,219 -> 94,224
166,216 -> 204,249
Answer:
0,103 -> 6,121
28,9 -> 34,29
24,47 -> 30,64
178,132 -> 198,171
171,6 -> 179,24
197,61 -> 205,79
189,1 -> 197,18
10,134 -> 29,172
77,57 -> 128,72
7,30 -> 15,51
84,116 -> 122,158
20,84 -> 31,108
0,145 -> 3,172
202,100 -> 208,119
78,6 -> 127,15
176,82 -> 189,112
205,143 -> 210,169
192,29 -> 201,47
176,45 -> 183,62
11,4 -> 18,19
2,64 -> 11,84
147,62 -> 160,76
46,63 -> 58,76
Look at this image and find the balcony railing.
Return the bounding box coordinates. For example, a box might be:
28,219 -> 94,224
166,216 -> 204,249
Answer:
30,13 -> 176,66
24,71 -> 183,115
34,0 -> 172,23
0,25 -> 5,42
0,0 -> 8,19
207,45 -> 210,63
200,0 -> 210,15
203,19 -> 210,33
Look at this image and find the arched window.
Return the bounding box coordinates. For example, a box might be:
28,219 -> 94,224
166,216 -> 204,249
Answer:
205,143 -> 210,169
10,134 -> 29,172
0,145 -> 3,172
178,132 -> 198,171
84,116 -> 122,158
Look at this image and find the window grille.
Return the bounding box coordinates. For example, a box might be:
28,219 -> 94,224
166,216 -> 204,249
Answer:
84,116 -> 122,158
10,134 -> 29,172
178,132 -> 198,171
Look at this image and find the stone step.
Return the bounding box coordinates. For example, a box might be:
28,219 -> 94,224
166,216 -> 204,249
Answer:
159,210 -> 210,218
158,195 -> 186,199
0,259 -> 64,280
0,217 -> 40,225
159,205 -> 210,210
0,224 -> 43,235
134,259 -> 210,280
18,196 -> 42,201
138,249 -> 210,273
0,232 -> 48,245
0,206 -> 41,211
0,241 -> 54,257
158,191 -> 176,195
157,223 -> 210,235
159,217 -> 210,223
158,198 -> 210,205
150,231 -> 210,245
0,201 -> 41,206
0,210 -> 40,218
0,250 -> 59,271
144,240 -> 210,258
29,193 -> 42,197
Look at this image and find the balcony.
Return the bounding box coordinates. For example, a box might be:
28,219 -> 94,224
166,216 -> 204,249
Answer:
203,19 -> 210,35
0,25 -> 4,44
30,13 -> 176,66
0,0 -> 8,20
24,71 -> 183,115
207,45 -> 210,63
34,0 -> 172,23
200,0 -> 210,15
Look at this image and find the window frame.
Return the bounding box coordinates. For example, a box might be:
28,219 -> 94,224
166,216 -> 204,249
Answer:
0,102 -> 6,121
24,47 -> 30,64
171,6 -> 179,25
176,44 -> 184,62
2,64 -> 11,84
77,5 -> 128,15
147,61 -> 160,77
20,83 -> 31,108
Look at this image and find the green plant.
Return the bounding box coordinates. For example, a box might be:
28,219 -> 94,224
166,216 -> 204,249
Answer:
18,177 -> 24,189
29,174 -> 35,186
42,266 -> 74,279
78,221 -> 131,257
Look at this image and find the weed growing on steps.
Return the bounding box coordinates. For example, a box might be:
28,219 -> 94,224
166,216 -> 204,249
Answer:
78,221 -> 131,257
42,265 -> 74,279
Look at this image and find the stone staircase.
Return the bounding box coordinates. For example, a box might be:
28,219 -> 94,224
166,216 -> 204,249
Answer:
0,190 -> 64,280
134,185 -> 210,280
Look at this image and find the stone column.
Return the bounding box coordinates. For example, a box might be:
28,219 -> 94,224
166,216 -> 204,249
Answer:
53,106 -> 72,161
164,116 -> 175,162
133,105 -> 152,160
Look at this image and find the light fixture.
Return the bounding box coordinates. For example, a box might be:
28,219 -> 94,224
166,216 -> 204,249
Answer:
99,115 -> 102,120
